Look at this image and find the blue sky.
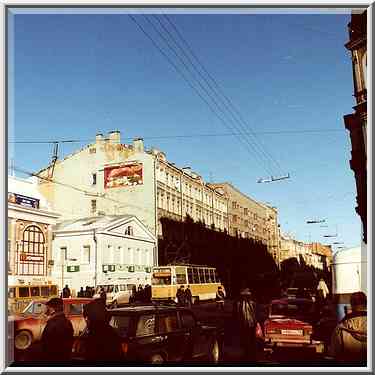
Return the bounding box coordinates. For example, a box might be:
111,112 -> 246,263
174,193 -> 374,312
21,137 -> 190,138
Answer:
8,9 -> 361,250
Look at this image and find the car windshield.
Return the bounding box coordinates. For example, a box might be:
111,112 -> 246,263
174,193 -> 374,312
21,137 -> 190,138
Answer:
22,301 -> 46,315
109,315 -> 132,338
271,301 -> 314,320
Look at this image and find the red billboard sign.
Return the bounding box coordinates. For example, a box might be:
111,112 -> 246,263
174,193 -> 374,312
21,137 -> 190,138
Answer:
104,163 -> 143,188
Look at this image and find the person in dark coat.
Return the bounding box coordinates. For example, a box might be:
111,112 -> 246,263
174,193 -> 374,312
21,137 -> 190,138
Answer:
216,286 -> 225,310
62,285 -> 71,298
99,287 -> 107,305
185,285 -> 193,308
236,288 -> 257,361
40,297 -> 74,362
77,287 -> 84,298
176,285 -> 186,306
77,299 -> 123,363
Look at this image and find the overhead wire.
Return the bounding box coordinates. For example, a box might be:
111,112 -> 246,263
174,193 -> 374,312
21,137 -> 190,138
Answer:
129,14 -> 275,177
162,13 -> 285,176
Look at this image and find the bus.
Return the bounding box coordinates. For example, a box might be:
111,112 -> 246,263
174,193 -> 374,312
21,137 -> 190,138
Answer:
8,279 -> 59,314
151,265 -> 223,304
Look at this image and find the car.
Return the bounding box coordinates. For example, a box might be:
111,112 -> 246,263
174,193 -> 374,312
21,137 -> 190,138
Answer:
93,283 -> 136,308
263,298 -> 324,354
73,304 -> 224,364
9,298 -> 93,354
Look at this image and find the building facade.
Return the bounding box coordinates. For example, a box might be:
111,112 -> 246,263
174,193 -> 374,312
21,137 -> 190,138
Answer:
36,131 -> 228,241
343,10 -> 367,244
8,176 -> 60,285
208,182 -> 280,262
52,215 -> 156,293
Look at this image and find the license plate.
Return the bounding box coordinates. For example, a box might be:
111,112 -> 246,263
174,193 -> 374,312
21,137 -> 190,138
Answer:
281,329 -> 303,335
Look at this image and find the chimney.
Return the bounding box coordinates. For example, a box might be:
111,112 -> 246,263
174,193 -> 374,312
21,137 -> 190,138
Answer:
96,133 -> 104,144
133,138 -> 144,153
108,130 -> 121,144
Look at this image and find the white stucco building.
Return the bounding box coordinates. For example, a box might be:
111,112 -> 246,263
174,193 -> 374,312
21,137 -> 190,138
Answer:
8,176 -> 60,285
52,215 -> 156,293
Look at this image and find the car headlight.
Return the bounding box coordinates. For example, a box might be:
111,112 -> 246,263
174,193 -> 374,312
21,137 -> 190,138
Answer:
14,331 -> 32,350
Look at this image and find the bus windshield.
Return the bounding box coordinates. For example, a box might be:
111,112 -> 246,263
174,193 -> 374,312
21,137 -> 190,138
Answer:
152,268 -> 172,285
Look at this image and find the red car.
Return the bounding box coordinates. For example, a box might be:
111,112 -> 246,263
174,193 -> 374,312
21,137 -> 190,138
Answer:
9,298 -> 92,353
263,298 -> 324,353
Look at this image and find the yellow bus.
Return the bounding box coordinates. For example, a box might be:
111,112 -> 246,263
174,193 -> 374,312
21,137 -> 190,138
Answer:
8,282 -> 59,314
151,265 -> 223,304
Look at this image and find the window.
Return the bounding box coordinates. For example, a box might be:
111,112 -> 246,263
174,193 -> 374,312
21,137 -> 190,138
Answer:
110,315 -> 132,338
187,267 -> 193,284
41,286 -> 49,297
50,285 -> 57,296
193,268 -> 200,284
91,199 -> 97,214
92,173 -> 97,185
199,268 -> 205,283
210,269 -> 216,283
82,245 -> 90,264
180,311 -> 196,329
60,247 -> 67,263
19,287 -> 30,298
158,313 -> 178,334
68,303 -> 83,315
136,314 -> 156,336
31,287 -> 40,297
204,268 -> 210,283
176,272 -> 187,285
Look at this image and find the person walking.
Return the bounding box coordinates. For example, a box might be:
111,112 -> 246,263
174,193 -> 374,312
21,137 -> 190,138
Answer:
62,284 -> 71,298
39,297 -> 74,362
77,287 -> 84,298
236,288 -> 257,361
185,285 -> 193,308
216,286 -> 225,311
329,291 -> 367,365
176,285 -> 186,306
77,299 -> 123,363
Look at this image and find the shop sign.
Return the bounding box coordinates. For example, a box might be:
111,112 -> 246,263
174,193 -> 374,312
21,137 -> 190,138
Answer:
20,253 -> 43,262
67,265 -> 80,272
8,192 -> 40,209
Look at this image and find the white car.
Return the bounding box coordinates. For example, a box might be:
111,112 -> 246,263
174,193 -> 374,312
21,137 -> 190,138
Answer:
93,283 -> 136,308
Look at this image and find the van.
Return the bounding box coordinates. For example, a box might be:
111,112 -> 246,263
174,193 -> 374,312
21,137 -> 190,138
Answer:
93,283 -> 136,308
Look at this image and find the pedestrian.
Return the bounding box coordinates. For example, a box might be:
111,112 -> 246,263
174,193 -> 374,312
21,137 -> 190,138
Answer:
216,286 -> 225,311
329,291 -> 367,365
255,296 -> 268,336
176,285 -> 186,306
185,285 -> 193,308
62,284 -> 71,298
77,287 -> 84,298
76,299 -> 123,363
317,278 -> 329,300
39,297 -> 74,362
144,284 -> 152,303
138,285 -> 144,302
236,288 -> 257,361
99,287 -> 107,305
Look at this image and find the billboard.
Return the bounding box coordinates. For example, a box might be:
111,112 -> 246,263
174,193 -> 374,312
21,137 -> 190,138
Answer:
104,163 -> 143,188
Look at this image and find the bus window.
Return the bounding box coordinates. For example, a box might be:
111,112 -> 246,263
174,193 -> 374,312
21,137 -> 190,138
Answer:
204,269 -> 210,283
50,285 -> 57,296
8,288 -> 15,299
199,268 -> 205,283
152,269 -> 172,285
210,269 -> 216,283
31,287 -> 40,297
176,270 -> 187,285
41,286 -> 49,297
215,270 -> 220,284
193,268 -> 200,284
120,285 -> 126,291
187,268 -> 193,284
19,287 -> 30,298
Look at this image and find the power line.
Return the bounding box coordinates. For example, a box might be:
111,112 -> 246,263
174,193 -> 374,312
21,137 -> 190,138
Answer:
129,14 -> 274,177
162,14 -> 285,175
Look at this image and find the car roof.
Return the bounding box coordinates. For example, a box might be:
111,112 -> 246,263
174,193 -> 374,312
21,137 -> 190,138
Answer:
109,304 -> 188,315
271,297 -> 313,304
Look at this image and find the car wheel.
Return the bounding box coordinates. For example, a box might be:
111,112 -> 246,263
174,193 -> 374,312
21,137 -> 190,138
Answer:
208,338 -> 220,363
149,353 -> 165,364
14,330 -> 32,350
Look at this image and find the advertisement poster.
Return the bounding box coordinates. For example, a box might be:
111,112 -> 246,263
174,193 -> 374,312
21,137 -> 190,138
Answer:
104,163 -> 143,188
8,192 -> 40,209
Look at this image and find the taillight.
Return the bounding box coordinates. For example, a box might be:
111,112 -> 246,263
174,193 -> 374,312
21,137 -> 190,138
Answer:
304,328 -> 313,335
121,342 -> 128,355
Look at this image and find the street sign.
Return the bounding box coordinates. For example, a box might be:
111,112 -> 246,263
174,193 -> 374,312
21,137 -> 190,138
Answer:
67,265 -> 80,272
